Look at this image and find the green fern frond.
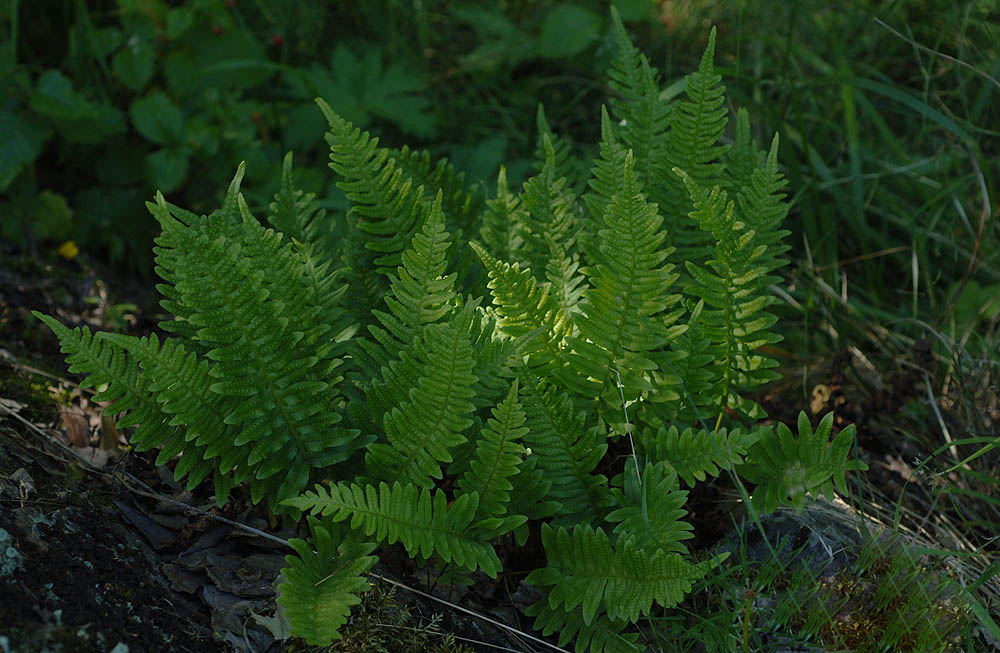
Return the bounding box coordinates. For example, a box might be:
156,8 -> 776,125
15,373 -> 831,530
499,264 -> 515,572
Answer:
455,379 -> 528,523
390,144 -> 484,235
520,133 -> 579,277
276,517 -> 378,646
31,313 -> 174,456
534,103 -> 581,191
318,98 -> 424,274
479,166 -> 526,263
285,480 -> 502,577
738,411 -> 869,514
519,376 -> 611,527
607,6 -> 670,190
641,423 -> 760,487
367,191 -> 457,358
471,241 -> 571,377
658,26 -> 727,232
567,150 -> 685,403
365,301 -> 479,487
675,168 -> 783,421
267,152 -> 349,320
527,523 -> 709,625
581,106 -> 629,257
607,464 -> 693,554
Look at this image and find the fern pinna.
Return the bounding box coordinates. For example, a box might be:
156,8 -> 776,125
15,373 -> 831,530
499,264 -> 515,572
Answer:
36,7 -> 868,650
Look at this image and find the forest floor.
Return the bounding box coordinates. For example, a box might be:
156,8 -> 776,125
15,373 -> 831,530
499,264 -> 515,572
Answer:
1,244 -> 996,652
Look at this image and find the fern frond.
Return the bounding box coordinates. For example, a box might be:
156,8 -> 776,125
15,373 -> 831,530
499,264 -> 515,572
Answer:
567,150 -> 685,403
520,133 -> 579,277
31,313 -> 174,455
143,189 -> 361,508
471,241 -> 571,377
607,7 -> 670,190
456,380 -> 528,524
519,376 -> 611,527
267,152 -> 356,362
534,103 -> 582,192
318,98 -> 424,274
285,481 -> 502,577
390,144 -> 484,235
527,523 -> 709,625
365,191 -> 457,360
276,517 -> 377,646
738,412 -> 868,514
479,166 -> 526,263
607,464 -> 693,554
675,168 -> 784,420
365,301 -> 478,487
658,26 -> 727,234
641,423 -> 759,487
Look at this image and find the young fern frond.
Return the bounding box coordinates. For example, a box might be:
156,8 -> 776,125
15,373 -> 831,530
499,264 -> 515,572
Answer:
276,517 -> 378,646
284,480 -> 502,577
534,103 -> 583,192
738,411 -> 869,514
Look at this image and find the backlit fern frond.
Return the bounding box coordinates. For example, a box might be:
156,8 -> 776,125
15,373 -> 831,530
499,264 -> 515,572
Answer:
738,411 -> 868,514
675,167 -> 783,421
566,151 -> 685,404
276,517 -> 377,646
471,241 -> 572,378
640,423 -> 760,487
524,603 -> 638,653
285,480 -> 502,577
658,26 -> 727,248
607,7 -> 670,191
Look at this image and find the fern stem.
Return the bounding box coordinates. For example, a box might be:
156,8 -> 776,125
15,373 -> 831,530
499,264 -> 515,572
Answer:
611,366 -> 641,486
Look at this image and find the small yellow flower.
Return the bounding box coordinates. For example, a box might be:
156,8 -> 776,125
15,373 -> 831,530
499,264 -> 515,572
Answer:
58,241 -> 79,260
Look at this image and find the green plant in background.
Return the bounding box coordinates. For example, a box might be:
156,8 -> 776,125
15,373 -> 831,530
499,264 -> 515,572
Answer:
1,0 -> 657,272
32,12 -> 890,650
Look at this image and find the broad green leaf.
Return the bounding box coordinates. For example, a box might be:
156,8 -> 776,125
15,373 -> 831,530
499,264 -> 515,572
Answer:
144,147 -> 189,192
538,6 -> 602,58
113,37 -> 155,90
0,108 -> 48,190
130,91 -> 185,145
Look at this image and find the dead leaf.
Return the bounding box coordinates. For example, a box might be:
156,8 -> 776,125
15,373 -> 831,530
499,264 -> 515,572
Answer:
58,405 -> 90,447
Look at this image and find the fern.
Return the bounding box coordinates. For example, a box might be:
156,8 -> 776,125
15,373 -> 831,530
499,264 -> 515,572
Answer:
285,480 -> 502,577
526,524 -> 714,625
276,517 -> 378,645
34,13 -> 875,651
738,411 -> 869,514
